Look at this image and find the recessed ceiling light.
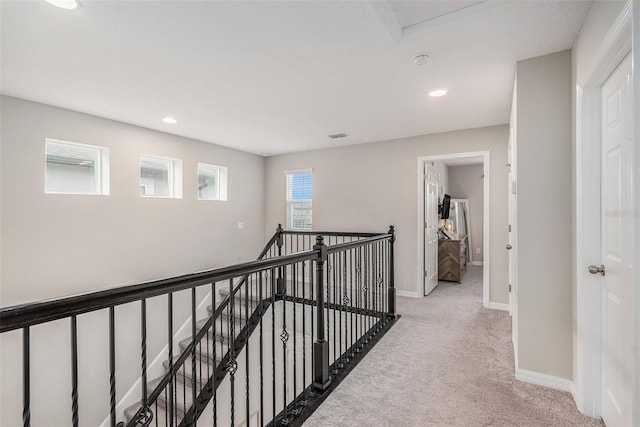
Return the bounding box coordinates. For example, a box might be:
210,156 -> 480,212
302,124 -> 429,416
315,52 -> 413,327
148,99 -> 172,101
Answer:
429,89 -> 447,97
45,0 -> 78,9
162,117 -> 177,124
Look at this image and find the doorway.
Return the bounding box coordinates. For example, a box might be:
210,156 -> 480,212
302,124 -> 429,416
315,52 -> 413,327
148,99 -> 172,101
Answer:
417,151 -> 490,306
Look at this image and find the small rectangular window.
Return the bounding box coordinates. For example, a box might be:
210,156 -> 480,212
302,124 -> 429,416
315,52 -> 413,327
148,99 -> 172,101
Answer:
286,170 -> 312,230
140,155 -> 182,198
45,138 -> 110,195
198,163 -> 228,201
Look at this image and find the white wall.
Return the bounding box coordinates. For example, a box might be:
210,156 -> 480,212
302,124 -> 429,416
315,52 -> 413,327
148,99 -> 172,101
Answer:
515,50 -> 572,380
0,96 -> 266,304
0,96 -> 266,426
264,125 -> 509,303
448,164 -> 484,263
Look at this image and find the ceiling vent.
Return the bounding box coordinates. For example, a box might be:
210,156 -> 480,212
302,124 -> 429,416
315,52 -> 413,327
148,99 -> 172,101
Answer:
412,53 -> 430,66
328,133 -> 348,139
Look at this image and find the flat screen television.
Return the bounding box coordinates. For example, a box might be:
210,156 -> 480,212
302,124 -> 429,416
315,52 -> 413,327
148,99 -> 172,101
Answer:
440,194 -> 451,220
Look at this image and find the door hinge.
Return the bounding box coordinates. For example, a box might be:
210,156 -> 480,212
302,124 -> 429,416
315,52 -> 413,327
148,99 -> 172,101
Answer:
509,284 -> 512,292
509,224 -> 512,232
424,270 -> 428,277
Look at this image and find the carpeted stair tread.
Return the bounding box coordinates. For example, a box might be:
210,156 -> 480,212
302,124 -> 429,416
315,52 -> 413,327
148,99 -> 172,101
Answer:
123,377 -> 168,422
207,302 -> 253,321
219,285 -> 272,302
163,356 -> 215,389
179,336 -> 228,363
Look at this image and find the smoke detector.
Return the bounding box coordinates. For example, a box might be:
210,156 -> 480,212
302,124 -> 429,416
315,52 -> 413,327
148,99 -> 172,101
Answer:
412,53 -> 431,66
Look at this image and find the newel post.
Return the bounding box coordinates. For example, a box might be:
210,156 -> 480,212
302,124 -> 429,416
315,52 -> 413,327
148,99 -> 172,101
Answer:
313,235 -> 331,391
276,224 -> 285,297
388,225 -> 396,316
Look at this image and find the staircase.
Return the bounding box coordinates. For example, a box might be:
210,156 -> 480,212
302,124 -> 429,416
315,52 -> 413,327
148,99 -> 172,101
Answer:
124,284 -> 252,425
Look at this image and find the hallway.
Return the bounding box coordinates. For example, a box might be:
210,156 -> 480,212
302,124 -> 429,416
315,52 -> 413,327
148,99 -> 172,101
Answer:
303,266 -> 603,426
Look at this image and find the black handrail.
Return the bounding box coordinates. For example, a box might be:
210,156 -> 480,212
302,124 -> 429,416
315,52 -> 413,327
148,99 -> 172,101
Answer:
281,230 -> 380,238
0,251 -> 316,333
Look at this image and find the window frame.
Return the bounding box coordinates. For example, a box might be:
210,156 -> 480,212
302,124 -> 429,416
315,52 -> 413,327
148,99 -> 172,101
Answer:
139,154 -> 183,199
45,138 -> 110,195
197,162 -> 228,201
285,168 -> 313,231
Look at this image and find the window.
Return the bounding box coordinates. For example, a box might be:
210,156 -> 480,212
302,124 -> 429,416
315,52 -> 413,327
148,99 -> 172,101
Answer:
45,138 -> 110,195
140,155 -> 182,198
197,163 -> 228,201
286,170 -> 312,230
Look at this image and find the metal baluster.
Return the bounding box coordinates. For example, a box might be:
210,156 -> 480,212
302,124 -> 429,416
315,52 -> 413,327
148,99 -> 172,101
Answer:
212,283 -> 217,427
109,307 -> 116,427
71,316 -> 79,427
259,272 -> 264,427
309,258 -> 314,395
302,260 -> 307,397
229,279 -> 236,427
281,265 -> 289,423
141,299 -> 148,417
350,248 -> 355,357
191,288 -> 198,424
246,276 -> 250,427
326,255 -> 330,365
292,262 -> 298,413
23,327 -> 30,427
332,252 -> 337,370
339,251 -> 344,368
271,268 -> 276,424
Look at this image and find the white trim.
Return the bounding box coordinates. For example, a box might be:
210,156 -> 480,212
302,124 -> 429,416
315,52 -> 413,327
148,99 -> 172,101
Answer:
487,302 -> 509,312
396,289 -> 421,299
515,368 -> 574,394
575,1 -> 634,419
470,261 -> 483,266
416,151 -> 491,309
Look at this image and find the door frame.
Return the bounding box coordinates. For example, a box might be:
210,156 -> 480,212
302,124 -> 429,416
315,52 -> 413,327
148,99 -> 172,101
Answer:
575,1 -> 638,421
416,151 -> 491,308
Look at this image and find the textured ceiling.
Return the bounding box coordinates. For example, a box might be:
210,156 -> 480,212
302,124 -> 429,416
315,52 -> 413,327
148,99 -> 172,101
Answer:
0,1 -> 591,156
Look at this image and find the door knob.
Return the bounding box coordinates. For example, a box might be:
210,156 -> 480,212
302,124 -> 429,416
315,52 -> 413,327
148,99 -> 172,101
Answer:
506,244 -> 512,250
588,264 -> 605,276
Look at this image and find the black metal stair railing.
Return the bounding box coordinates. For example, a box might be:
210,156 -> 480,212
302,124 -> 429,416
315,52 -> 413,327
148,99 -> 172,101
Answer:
0,225 -> 397,427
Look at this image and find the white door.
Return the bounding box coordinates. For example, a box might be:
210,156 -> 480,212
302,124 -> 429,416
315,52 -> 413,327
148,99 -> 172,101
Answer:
600,54 -> 633,427
424,162 -> 439,295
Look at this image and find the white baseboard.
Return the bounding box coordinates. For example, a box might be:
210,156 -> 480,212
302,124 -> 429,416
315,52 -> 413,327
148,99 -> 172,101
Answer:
470,261 -> 484,266
397,290 -> 421,298
488,302 -> 510,311
515,368 -> 574,393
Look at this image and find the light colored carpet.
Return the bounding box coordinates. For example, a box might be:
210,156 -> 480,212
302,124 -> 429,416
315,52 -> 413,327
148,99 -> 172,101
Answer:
303,266 -> 603,427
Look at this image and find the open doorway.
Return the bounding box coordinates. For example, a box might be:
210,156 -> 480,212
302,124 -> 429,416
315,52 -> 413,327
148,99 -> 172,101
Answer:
417,151 -> 490,307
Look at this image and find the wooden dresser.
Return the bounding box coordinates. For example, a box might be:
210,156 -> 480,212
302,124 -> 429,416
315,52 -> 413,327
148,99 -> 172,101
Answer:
438,235 -> 468,283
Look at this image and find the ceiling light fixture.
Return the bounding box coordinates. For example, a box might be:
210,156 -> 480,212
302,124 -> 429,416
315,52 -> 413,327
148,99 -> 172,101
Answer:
45,0 -> 78,9
162,117 -> 177,124
412,54 -> 431,66
429,89 -> 447,97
